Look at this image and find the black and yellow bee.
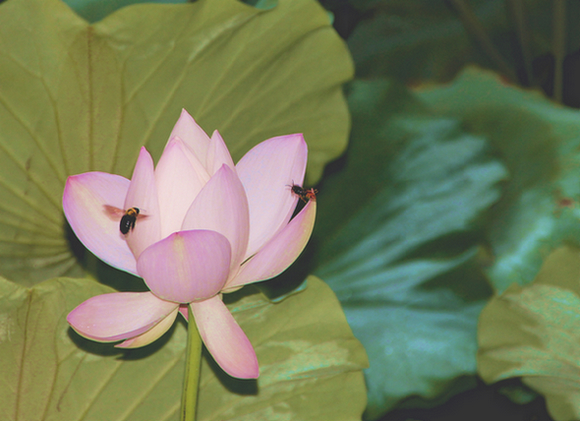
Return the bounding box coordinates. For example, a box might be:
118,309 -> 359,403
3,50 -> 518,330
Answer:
103,205 -> 146,234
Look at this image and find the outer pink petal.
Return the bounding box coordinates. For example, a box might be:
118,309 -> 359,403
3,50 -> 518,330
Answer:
205,130 -> 235,176
137,230 -> 231,303
236,134 -> 307,258
191,296 -> 259,379
124,148 -> 162,259
63,172 -> 137,275
167,109 -> 210,167
226,200 -> 316,290
116,307 -> 178,348
67,292 -> 178,342
155,138 -> 207,238
182,165 -> 249,273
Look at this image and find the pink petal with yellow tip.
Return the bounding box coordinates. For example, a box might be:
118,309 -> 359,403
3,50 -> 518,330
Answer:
137,230 -> 231,303
191,296 -> 259,379
116,307 -> 179,348
226,200 -> 316,290
67,292 -> 178,342
236,134 -> 307,258
63,172 -> 137,275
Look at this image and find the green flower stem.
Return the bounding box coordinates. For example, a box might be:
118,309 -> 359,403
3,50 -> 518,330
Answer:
180,305 -> 203,421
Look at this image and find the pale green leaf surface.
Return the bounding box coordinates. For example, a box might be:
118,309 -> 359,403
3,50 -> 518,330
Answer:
0,275 -> 367,420
0,0 -> 352,285
200,277 -> 368,420
0,276 -> 186,421
311,80 -> 504,418
478,246 -> 580,421
418,67 -> 580,293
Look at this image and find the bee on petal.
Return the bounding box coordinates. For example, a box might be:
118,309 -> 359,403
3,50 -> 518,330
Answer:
289,184 -> 317,203
103,205 -> 147,235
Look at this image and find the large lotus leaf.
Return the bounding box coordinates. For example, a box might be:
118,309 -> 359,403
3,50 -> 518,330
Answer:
0,275 -> 368,420
0,0 -> 352,285
418,67 -> 580,293
478,245 -> 580,421
311,79 -> 505,419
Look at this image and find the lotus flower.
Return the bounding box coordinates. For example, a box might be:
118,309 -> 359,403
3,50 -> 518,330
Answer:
63,110 -> 316,379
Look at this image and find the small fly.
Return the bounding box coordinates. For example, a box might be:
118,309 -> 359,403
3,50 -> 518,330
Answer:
103,205 -> 147,235
289,183 -> 317,203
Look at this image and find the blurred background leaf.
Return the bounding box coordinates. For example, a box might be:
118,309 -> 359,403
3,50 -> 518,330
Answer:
323,0 -> 580,107
478,246 -> 580,421
346,0 -> 512,82
303,66 -> 580,419
418,68 -> 580,293
309,1 -> 580,418
308,78 -> 505,418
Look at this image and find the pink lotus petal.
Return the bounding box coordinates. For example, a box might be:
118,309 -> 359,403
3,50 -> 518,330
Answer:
236,134 -> 307,258
191,296 -> 259,379
155,138 -> 207,238
206,130 -> 235,176
63,172 -> 137,275
67,292 -> 178,342
182,165 -> 249,273
123,148 -> 162,259
116,307 -> 179,348
137,230 -> 231,303
226,199 -> 316,290
174,136 -> 212,187
178,305 -> 189,321
167,109 -> 210,167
